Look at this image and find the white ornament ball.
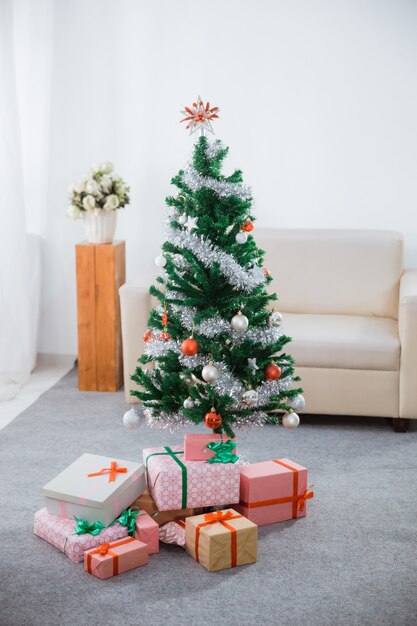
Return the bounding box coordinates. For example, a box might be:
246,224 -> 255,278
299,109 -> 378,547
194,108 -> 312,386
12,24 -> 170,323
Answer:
178,213 -> 187,225
282,411 -> 300,429
269,311 -> 283,327
202,363 -> 219,382
155,254 -> 166,268
122,408 -> 142,429
231,312 -> 249,332
183,397 -> 195,409
242,390 -> 259,406
287,394 -> 305,412
235,231 -> 248,244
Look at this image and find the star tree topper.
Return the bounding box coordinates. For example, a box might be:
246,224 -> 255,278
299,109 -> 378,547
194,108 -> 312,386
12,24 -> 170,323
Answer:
180,96 -> 220,136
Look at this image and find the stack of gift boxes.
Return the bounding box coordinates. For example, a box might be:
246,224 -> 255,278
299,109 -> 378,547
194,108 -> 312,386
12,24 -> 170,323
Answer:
34,433 -> 314,578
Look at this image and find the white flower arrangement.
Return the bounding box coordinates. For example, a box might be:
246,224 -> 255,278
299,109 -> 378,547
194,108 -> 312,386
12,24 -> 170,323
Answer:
66,162 -> 130,220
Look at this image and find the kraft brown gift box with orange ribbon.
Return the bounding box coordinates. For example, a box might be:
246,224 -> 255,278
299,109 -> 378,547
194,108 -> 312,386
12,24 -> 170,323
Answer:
234,458 -> 314,526
185,509 -> 257,572
84,537 -> 148,580
131,489 -> 201,527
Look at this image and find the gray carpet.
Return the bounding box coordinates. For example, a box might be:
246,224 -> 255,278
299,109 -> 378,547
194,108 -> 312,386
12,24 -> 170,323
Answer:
1,368 -> 417,626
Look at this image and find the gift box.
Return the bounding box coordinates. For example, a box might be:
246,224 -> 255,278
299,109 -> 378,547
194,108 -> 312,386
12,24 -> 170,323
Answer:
184,434 -> 237,462
134,510 -> 159,555
185,509 -> 257,572
234,458 -> 314,526
84,537 -> 148,579
143,445 -> 240,511
33,507 -> 128,562
43,453 -> 147,526
131,489 -> 201,526
159,520 -> 186,548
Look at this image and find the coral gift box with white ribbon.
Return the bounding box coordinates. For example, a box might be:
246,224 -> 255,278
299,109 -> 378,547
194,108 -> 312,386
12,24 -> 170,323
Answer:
42,453 -> 147,526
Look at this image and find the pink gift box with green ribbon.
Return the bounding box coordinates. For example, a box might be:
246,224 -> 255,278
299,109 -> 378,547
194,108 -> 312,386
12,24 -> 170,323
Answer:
143,445 -> 240,511
33,507 -> 128,562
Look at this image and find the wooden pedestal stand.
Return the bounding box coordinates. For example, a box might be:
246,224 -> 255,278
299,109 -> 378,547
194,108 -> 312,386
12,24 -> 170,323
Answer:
75,241 -> 125,391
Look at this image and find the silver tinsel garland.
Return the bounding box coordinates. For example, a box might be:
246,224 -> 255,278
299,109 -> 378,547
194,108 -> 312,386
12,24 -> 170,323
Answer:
205,140 -> 224,158
161,294 -> 283,348
144,338 -> 181,358
165,227 -> 265,293
182,165 -> 252,201
143,407 -> 192,431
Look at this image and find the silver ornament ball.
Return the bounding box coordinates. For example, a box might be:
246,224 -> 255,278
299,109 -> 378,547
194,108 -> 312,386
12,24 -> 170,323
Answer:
122,408 -> 143,429
202,363 -> 219,382
155,254 -> 166,268
235,231 -> 248,244
183,397 -> 195,409
269,311 -> 283,327
282,411 -> 300,429
242,390 -> 259,406
231,312 -> 249,332
287,394 -> 305,412
178,213 -> 188,225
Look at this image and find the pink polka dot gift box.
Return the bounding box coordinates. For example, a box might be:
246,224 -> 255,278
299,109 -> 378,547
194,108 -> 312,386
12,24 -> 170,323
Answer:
33,507 -> 129,562
143,445 -> 240,511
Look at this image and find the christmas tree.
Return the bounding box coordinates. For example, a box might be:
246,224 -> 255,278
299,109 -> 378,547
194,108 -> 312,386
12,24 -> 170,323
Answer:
127,97 -> 304,437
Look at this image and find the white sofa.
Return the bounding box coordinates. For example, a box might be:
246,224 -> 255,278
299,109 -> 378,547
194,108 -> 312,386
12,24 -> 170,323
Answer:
119,229 -> 417,431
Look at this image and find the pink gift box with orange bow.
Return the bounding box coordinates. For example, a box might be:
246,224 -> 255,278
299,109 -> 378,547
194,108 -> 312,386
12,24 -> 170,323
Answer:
234,458 -> 314,526
84,537 -> 148,580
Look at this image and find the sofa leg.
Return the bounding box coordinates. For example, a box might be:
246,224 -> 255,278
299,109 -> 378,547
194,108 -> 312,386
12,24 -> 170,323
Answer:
391,418 -> 410,433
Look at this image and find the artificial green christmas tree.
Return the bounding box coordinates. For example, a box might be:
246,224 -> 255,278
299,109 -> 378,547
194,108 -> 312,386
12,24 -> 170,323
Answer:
126,98 -> 304,437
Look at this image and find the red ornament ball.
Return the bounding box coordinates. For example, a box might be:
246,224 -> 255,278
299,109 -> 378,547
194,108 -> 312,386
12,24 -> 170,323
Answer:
263,267 -> 271,277
181,337 -> 199,356
264,363 -> 282,380
242,219 -> 254,232
204,411 -> 222,430
160,331 -> 171,340
143,330 -> 153,342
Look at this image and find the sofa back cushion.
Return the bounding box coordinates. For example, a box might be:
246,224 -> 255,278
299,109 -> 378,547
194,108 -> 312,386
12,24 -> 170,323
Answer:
255,229 -> 403,318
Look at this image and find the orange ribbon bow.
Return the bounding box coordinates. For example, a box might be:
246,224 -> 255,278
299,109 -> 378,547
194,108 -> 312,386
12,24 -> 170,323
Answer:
87,461 -> 128,483
96,542 -> 110,555
297,486 -> 315,512
86,537 -> 135,576
195,509 -> 242,567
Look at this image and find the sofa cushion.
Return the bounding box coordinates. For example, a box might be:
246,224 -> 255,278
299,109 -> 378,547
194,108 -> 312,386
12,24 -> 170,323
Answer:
283,313 -> 400,371
256,229 -> 403,319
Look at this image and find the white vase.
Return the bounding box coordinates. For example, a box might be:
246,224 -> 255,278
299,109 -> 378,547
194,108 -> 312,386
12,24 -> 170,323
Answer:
82,210 -> 117,244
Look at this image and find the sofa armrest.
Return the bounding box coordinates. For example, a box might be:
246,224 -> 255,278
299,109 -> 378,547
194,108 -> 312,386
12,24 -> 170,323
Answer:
119,281 -> 151,404
398,269 -> 417,418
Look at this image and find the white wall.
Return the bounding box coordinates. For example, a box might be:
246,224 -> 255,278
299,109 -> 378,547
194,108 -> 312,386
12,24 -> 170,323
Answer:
22,0 -> 417,355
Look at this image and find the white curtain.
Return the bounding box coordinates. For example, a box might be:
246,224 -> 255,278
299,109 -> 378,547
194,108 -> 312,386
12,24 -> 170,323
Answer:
0,0 -> 47,401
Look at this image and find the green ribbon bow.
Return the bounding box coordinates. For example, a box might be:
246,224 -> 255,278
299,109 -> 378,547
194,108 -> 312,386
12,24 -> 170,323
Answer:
146,447 -> 187,509
73,516 -> 105,536
205,439 -> 239,464
63,516 -> 105,554
112,507 -> 142,536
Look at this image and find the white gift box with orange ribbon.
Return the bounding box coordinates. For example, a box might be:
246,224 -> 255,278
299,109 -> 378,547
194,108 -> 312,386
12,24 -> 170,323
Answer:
42,453 -> 147,526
